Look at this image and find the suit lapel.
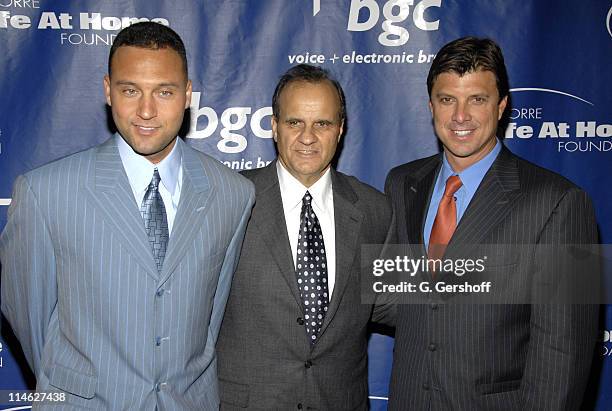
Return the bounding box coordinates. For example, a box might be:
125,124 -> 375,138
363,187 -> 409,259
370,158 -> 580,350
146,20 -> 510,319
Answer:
84,138 -> 159,280
250,163 -> 303,306
319,170 -> 363,336
405,157 -> 441,256
159,141 -> 214,284
445,147 -> 522,260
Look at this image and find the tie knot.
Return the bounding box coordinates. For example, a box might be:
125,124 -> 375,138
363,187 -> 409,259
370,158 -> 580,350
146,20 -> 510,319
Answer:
443,175 -> 462,197
302,191 -> 313,207
150,168 -> 161,189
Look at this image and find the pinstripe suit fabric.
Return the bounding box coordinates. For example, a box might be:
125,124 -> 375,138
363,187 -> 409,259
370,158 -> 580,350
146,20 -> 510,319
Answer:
0,137 -> 255,410
217,162 -> 395,410
384,147 -> 598,411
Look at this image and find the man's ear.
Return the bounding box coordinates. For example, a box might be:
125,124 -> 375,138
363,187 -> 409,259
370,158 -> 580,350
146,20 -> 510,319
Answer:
184,80 -> 192,110
497,95 -> 508,120
104,75 -> 112,106
271,116 -> 278,142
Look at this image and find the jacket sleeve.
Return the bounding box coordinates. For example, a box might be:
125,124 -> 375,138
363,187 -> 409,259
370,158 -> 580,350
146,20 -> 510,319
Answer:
197,181 -> 254,408
371,187 -> 399,327
1,175 -> 58,377
521,188 -> 599,410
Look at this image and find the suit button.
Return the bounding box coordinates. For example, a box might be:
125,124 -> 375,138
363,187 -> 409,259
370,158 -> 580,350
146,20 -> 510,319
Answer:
304,360 -> 312,368
422,383 -> 430,391
430,303 -> 438,310
297,404 -> 303,409
428,343 -> 437,351
297,317 -> 305,325
155,382 -> 167,392
156,289 -> 164,297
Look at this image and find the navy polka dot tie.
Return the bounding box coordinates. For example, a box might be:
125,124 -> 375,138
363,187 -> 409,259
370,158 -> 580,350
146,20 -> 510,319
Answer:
295,191 -> 329,345
140,168 -> 169,273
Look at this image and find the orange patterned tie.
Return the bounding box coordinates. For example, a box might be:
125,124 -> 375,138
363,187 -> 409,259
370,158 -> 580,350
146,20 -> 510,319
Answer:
428,175 -> 463,262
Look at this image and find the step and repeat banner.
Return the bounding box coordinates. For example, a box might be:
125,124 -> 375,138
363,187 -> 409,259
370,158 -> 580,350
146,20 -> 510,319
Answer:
1,1 -> 611,409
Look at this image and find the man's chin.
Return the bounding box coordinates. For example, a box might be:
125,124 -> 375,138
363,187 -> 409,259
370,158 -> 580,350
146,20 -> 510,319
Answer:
130,145 -> 158,156
128,138 -> 177,159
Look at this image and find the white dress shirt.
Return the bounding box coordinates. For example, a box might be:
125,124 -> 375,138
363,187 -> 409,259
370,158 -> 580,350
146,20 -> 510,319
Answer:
116,134 -> 183,235
277,161 -> 336,298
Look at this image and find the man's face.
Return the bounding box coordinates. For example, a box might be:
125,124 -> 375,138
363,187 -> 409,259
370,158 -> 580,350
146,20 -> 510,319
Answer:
429,70 -> 507,172
272,81 -> 344,187
104,46 -> 192,164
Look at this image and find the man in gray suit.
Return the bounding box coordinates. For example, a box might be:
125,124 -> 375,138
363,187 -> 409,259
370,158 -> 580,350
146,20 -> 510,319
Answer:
217,64 -> 394,410
1,22 -> 254,409
385,37 -> 598,410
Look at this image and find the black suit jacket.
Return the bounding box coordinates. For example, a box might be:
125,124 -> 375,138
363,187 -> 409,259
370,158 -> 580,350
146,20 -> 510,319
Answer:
217,162 -> 394,410
384,147 -> 598,411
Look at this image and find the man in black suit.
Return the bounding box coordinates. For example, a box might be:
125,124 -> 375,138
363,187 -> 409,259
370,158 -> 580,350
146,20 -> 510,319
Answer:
217,64 -> 394,410
385,37 -> 598,410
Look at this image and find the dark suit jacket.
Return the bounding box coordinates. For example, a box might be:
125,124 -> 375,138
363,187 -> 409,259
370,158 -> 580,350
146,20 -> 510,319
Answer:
217,162 -> 394,410
384,146 -> 598,411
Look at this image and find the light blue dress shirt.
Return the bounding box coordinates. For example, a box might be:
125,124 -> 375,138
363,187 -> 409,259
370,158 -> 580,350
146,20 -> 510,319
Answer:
115,133 -> 183,234
423,139 -> 502,249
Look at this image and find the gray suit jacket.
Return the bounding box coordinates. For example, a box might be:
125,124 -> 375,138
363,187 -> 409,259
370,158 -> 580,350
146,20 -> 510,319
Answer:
384,146 -> 599,411
217,162 -> 394,410
0,137 -> 255,410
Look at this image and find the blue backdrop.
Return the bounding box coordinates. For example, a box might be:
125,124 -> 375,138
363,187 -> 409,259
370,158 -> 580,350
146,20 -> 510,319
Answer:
1,1 -> 611,409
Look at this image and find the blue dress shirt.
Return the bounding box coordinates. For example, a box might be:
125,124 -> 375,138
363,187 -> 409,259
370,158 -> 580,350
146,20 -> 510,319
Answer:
423,139 -> 502,249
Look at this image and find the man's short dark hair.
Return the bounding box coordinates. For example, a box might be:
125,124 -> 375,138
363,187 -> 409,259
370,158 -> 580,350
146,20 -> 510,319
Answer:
108,22 -> 187,78
427,37 -> 509,101
272,64 -> 346,121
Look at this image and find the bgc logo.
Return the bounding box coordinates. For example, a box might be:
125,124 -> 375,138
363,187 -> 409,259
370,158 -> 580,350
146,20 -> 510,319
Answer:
346,0 -> 442,46
187,92 -> 272,154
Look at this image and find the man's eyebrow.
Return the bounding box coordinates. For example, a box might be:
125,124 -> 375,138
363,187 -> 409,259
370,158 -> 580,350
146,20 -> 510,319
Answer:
113,80 -> 181,88
157,82 -> 181,88
315,118 -> 337,124
114,80 -> 137,86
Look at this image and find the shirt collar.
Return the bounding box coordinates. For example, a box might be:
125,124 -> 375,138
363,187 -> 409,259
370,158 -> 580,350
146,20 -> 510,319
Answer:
441,138 -> 501,195
115,133 -> 182,197
276,161 -> 333,213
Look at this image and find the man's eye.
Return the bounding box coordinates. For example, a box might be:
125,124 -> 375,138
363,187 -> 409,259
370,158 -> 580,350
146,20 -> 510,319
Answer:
315,121 -> 331,128
159,90 -> 173,97
122,89 -> 137,96
440,97 -> 454,104
287,120 -> 300,127
472,97 -> 486,104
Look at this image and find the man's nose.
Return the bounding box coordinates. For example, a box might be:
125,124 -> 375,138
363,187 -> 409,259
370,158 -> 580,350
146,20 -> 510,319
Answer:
298,125 -> 317,145
137,94 -> 157,120
452,101 -> 471,123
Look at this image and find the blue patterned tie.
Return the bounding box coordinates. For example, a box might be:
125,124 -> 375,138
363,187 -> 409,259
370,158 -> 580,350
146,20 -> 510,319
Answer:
140,169 -> 169,273
295,191 -> 329,345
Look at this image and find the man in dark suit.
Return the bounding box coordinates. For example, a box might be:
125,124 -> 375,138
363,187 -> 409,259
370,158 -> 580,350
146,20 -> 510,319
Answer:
385,37 -> 598,410
1,22 -> 254,409
217,64 -> 395,410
